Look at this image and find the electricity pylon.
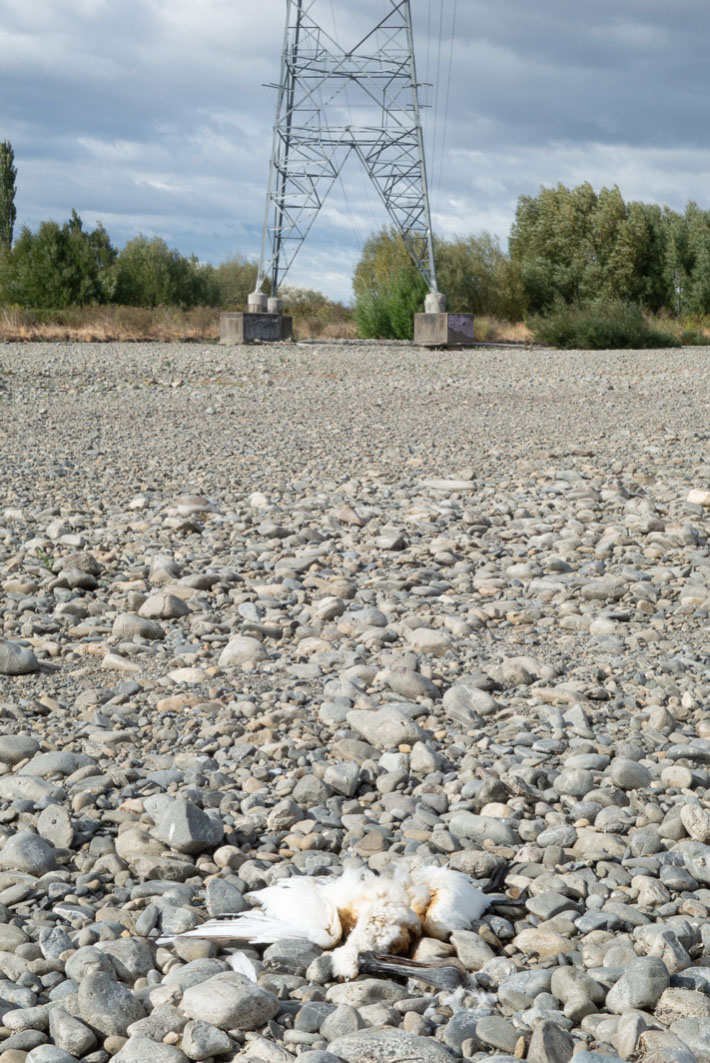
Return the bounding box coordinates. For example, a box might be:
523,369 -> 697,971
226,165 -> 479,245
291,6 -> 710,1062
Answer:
255,0 -> 438,297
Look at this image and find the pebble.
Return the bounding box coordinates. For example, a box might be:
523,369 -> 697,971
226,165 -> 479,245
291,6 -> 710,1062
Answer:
1,342 -> 710,1062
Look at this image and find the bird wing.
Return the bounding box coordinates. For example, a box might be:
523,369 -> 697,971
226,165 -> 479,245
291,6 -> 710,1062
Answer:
249,876 -> 343,948
410,865 -> 491,938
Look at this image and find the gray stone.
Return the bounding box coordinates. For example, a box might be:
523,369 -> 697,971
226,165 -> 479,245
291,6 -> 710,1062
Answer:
48,1008 -> 97,1057
442,1010 -> 483,1053
113,613 -> 166,640
346,707 -> 425,749
639,1028 -> 703,1063
181,1019 -> 233,1060
443,677 -> 498,724
218,635 -> 267,667
37,804 -> 74,847
180,971 -> 279,1031
0,832 -> 57,875
606,956 -> 670,1013
448,810 -> 521,846
78,970 -> 147,1036
475,1015 -> 520,1054
26,1048 -> 79,1063
680,803 -> 710,844
668,1019 -> 710,1063
20,751 -> 94,777
328,1029 -> 456,1063
263,937 -> 322,974
153,797 -> 223,855
101,938 -> 155,982
320,1004 -> 367,1041
450,929 -> 496,970
112,1035 -> 189,1063
610,758 -> 653,790
205,876 -> 247,917
527,1019 -> 575,1063
684,846 -> 710,886
0,733 -> 40,765
0,641 -> 40,675
138,592 -> 190,620
65,946 -> 114,982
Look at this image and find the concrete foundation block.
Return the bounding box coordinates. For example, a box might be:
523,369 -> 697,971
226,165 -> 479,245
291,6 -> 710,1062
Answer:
220,313 -> 293,345
414,312 -> 475,348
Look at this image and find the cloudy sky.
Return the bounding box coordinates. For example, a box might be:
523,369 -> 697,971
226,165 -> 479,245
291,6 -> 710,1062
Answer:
2,0 -> 709,302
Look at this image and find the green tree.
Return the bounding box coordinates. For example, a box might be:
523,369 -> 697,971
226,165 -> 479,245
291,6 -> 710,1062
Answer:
0,141 -> 17,252
510,182 -> 599,311
113,235 -> 218,308
437,233 -> 525,319
353,226 -> 525,338
214,254 -> 259,307
0,210 -> 117,308
353,228 -> 427,339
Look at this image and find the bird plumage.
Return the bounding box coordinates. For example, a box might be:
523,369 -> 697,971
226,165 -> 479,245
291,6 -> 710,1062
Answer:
160,862 -> 495,980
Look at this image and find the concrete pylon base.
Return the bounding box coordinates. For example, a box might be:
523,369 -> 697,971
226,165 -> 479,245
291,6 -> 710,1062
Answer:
414,312 -> 474,348
220,312 -> 293,345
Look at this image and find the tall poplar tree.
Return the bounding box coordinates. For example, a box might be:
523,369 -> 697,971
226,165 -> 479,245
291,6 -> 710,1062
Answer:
0,141 -> 17,252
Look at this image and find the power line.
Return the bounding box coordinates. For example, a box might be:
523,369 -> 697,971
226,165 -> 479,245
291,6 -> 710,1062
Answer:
436,0 -> 458,217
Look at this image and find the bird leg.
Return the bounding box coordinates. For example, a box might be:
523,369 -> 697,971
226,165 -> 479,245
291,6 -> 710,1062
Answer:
358,951 -> 465,991
481,861 -> 509,894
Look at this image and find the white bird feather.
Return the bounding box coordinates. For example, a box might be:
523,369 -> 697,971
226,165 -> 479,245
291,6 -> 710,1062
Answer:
159,862 -> 495,980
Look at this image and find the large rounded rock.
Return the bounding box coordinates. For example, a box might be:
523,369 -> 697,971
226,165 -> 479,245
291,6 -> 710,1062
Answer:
138,591 -> 189,620
153,798 -> 223,855
0,832 -> 57,875
218,636 -> 268,668
180,972 -> 279,1031
78,971 -> 147,1036
0,641 -> 40,675
680,803 -> 710,844
606,956 -> 670,1013
346,706 -> 425,750
0,733 -> 40,765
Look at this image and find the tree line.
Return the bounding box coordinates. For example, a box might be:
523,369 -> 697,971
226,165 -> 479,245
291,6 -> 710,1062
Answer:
2,134 -> 710,329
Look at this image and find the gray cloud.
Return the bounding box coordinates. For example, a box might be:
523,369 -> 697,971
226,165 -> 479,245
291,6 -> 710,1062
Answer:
2,0 -> 709,301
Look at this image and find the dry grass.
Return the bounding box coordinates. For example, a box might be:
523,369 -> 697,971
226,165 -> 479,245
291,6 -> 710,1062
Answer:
0,305 -> 220,343
474,316 -> 533,343
0,304 -> 359,343
0,304 -> 531,344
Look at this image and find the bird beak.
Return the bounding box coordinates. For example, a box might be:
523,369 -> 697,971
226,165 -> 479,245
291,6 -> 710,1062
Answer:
358,952 -> 465,991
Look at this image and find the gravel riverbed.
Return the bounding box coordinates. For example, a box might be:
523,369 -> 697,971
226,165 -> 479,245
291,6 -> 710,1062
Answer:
1,341 -> 710,1063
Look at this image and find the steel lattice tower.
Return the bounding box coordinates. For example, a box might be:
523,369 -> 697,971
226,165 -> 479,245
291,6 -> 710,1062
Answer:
256,0 -> 438,296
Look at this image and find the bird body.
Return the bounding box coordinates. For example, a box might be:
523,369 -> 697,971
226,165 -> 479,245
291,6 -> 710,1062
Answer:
163,863 -> 493,979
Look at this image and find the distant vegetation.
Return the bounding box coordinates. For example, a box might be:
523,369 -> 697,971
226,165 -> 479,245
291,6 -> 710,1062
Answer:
1,138 -> 710,346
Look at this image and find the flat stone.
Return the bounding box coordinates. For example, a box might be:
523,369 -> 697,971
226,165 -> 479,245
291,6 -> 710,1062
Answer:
328,1029 -> 455,1063
346,707 -> 425,750
179,972 -> 279,1031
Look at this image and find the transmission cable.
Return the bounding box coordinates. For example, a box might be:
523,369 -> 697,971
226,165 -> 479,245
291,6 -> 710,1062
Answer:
435,0 -> 458,217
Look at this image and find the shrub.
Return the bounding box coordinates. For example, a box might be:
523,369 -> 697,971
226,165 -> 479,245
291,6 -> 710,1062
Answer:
530,300 -> 680,349
354,267 -> 427,340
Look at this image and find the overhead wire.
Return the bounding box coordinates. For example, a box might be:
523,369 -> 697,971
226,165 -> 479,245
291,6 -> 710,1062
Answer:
435,0 -> 458,218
